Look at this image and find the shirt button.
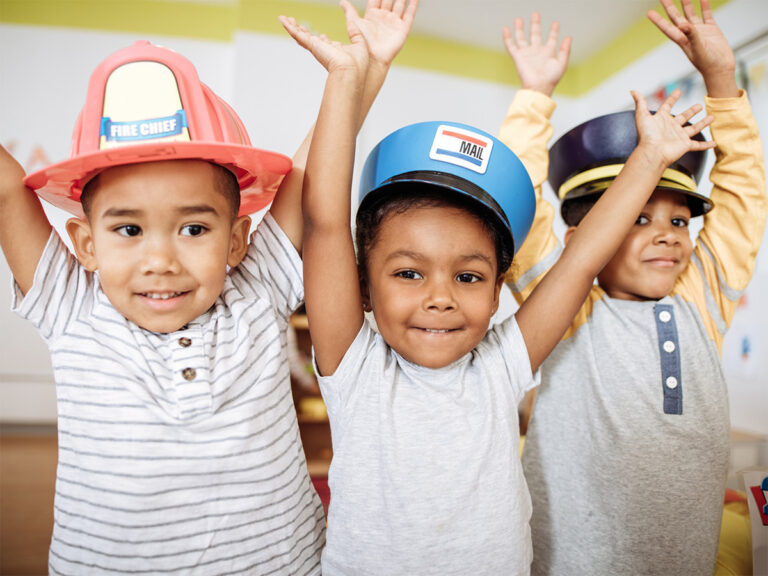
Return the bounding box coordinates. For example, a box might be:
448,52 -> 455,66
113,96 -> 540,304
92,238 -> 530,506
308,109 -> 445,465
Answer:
182,368 -> 197,381
659,310 -> 671,323
179,337 -> 192,348
666,376 -> 678,389
663,340 -> 676,353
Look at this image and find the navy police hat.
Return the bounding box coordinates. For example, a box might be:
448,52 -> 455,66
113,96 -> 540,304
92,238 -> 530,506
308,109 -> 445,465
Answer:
549,110 -> 712,226
359,121 -> 535,257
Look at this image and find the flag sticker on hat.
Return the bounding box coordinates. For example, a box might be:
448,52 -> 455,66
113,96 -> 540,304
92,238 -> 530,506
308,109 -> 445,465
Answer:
429,125 -> 493,174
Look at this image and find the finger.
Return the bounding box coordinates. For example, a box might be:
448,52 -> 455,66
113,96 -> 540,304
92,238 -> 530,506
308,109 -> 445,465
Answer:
678,102 -> 702,124
685,114 -> 714,136
558,35 -> 572,65
514,16 -> 528,47
502,26 -> 517,56
647,10 -> 687,44
546,21 -> 561,49
680,0 -> 701,23
631,90 -> 649,116
690,139 -> 717,151
659,0 -> 685,25
279,15 -> 306,42
700,0 -> 715,23
659,89 -> 682,113
675,102 -> 703,124
340,0 -> 362,39
530,12 -> 542,45
402,0 -> 418,28
391,0 -> 407,17
366,0 -> 381,13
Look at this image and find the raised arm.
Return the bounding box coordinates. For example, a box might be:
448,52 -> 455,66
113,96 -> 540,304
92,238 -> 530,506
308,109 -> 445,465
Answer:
280,6 -> 370,377
651,0 -> 766,342
499,12 -> 570,302
0,146 -> 52,295
516,91 -> 715,372
271,0 -> 418,251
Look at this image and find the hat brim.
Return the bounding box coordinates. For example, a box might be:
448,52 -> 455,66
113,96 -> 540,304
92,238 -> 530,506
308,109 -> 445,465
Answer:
24,141 -> 291,218
561,183 -> 714,227
358,171 -> 517,258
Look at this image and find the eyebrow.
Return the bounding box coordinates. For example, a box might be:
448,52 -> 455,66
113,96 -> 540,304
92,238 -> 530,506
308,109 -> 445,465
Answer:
385,250 -> 494,266
101,204 -> 220,219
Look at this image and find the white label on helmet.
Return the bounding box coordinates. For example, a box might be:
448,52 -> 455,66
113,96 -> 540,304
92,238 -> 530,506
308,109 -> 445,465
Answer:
429,125 -> 493,174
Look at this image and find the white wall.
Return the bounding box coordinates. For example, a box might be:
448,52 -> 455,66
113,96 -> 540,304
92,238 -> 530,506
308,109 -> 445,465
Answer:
1,0 -> 766,433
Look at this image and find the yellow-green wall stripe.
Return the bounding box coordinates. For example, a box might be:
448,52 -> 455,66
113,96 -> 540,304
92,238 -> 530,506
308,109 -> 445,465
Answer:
0,0 -> 732,96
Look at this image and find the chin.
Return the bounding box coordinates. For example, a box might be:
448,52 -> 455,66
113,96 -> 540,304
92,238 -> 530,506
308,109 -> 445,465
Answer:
128,315 -> 189,334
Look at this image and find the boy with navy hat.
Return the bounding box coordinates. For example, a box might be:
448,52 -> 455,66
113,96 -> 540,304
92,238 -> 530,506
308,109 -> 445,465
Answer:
499,2 -> 766,574
282,2 -> 713,573
0,2 -> 415,573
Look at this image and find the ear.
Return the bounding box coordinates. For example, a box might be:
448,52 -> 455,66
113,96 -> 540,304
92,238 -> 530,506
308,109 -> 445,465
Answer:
563,226 -> 577,246
359,275 -> 373,313
66,217 -> 99,271
491,275 -> 505,315
227,215 -> 252,267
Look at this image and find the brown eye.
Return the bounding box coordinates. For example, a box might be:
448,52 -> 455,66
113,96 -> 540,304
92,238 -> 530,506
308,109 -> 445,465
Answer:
116,225 -> 141,237
181,224 -> 206,237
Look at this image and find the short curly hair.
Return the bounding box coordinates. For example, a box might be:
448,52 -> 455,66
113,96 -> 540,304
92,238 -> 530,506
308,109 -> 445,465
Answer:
355,183 -> 514,283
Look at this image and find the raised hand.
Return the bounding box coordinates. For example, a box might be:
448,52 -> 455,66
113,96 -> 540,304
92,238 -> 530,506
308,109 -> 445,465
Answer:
632,89 -> 716,169
279,7 -> 368,76
502,11 -> 571,96
647,0 -> 737,97
354,0 -> 418,69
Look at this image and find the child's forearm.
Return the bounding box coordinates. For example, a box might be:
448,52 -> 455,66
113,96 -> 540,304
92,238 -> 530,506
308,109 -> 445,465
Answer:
272,52 -> 394,252
359,59 -> 389,130
304,68 -> 363,230
0,147 -> 52,295
703,69 -> 739,99
302,65 -> 366,376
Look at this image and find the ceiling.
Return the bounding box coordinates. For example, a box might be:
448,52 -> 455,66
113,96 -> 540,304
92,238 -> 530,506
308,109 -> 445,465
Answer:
306,0 -> 664,64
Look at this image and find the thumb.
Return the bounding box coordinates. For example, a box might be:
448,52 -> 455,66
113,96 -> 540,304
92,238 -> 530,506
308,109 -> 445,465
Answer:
631,90 -> 649,116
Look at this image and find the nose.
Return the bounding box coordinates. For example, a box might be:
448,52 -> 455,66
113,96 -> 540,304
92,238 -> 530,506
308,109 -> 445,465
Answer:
652,221 -> 680,245
139,238 -> 181,275
424,278 -> 456,311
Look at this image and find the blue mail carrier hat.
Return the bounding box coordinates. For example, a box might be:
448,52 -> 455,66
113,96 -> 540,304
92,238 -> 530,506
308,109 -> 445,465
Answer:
359,121 -> 535,257
24,40 -> 292,218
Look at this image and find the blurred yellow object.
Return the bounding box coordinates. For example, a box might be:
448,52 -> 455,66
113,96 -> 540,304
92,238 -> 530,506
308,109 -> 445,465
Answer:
715,491 -> 752,576
300,397 -> 328,421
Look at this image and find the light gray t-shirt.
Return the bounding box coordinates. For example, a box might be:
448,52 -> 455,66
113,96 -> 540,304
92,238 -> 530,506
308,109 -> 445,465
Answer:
317,316 -> 537,575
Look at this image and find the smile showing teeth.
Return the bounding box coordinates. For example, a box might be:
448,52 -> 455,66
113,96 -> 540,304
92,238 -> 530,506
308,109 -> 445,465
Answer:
423,328 -> 451,333
142,292 -> 184,300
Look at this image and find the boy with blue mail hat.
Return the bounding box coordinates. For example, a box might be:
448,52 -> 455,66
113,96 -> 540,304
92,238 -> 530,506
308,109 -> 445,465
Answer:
0,1 -> 416,572
499,2 -> 766,574
282,3 -> 713,572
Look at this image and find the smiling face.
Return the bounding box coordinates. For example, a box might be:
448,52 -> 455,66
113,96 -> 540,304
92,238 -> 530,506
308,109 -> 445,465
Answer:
362,204 -> 504,369
66,160 -> 250,333
596,189 -> 694,301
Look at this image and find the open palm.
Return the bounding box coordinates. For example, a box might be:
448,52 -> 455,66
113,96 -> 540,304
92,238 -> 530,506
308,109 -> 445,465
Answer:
280,13 -> 368,75
353,0 -> 418,67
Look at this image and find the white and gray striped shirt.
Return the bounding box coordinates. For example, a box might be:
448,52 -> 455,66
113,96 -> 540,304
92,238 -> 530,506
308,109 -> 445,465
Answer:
13,213 -> 325,576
